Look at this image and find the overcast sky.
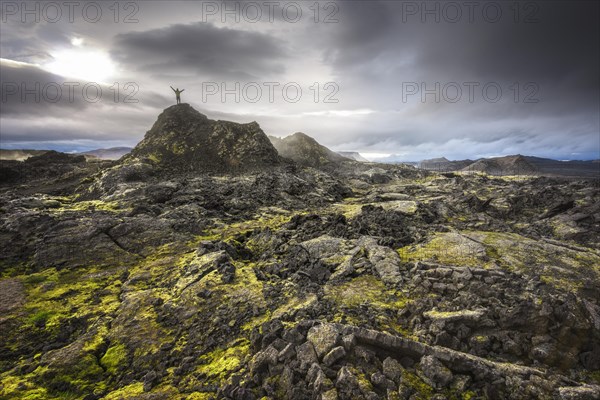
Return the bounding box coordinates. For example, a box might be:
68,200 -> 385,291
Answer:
1,0 -> 598,160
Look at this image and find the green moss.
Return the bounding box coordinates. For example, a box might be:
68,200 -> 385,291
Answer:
402,371 -> 433,399
51,199 -> 125,213
462,391 -> 477,400
83,324 -> 109,353
28,310 -> 53,326
148,153 -> 161,163
17,266 -> 121,342
212,213 -> 293,242
196,339 -> 250,384
187,393 -> 214,400
398,229 -> 600,294
103,382 -> 144,399
540,275 -> 583,293
331,202 -> 364,219
100,343 -> 128,374
345,367 -> 373,393
325,275 -> 407,310
397,232 -> 490,268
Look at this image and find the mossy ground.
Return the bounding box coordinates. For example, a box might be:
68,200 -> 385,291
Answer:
397,230 -> 600,293
1,168 -> 598,398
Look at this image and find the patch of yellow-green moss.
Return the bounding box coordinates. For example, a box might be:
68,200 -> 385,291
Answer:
0,373 -> 50,399
473,230 -> 600,292
540,275 -> 583,293
398,229 -> 600,294
242,310 -> 272,332
15,267 -> 122,348
196,339 -> 250,384
397,232 -> 492,268
100,343 -> 128,374
402,371 -> 434,399
331,202 -> 364,219
324,275 -> 408,324
147,153 -> 161,163
326,275 -> 407,308
187,393 -> 215,400
102,382 -> 144,399
346,367 -> 373,393
212,213 -> 294,241
50,199 -> 126,214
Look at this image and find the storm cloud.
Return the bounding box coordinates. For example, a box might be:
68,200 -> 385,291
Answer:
0,0 -> 598,159
111,22 -> 288,80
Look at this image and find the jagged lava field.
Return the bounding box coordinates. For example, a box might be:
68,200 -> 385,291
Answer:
1,104 -> 599,400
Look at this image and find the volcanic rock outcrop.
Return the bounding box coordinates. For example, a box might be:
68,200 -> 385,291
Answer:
125,103 -> 281,173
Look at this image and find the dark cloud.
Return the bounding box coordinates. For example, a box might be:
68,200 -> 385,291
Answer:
0,60 -> 170,148
111,22 -> 288,80
0,60 -> 90,116
0,1 -> 598,160
0,59 -> 170,116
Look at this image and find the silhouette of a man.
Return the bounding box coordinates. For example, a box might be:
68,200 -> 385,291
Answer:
170,86 -> 185,104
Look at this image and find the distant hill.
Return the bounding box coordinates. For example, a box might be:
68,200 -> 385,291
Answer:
337,151 -> 369,162
462,155 -> 537,175
415,155 -> 598,178
0,149 -> 48,161
462,155 -> 600,177
521,156 -> 599,177
80,147 -> 132,160
268,132 -> 350,167
419,157 -> 474,171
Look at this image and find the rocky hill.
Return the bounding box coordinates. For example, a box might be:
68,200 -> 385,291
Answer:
0,108 -> 599,400
126,104 -> 281,173
269,132 -> 350,167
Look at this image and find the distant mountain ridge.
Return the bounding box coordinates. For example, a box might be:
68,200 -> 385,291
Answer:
418,154 -> 598,178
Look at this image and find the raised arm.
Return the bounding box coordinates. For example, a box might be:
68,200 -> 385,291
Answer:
180,89 -> 185,93
170,86 -> 175,92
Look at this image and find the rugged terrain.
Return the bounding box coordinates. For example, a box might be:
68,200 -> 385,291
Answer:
1,104 -> 599,400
